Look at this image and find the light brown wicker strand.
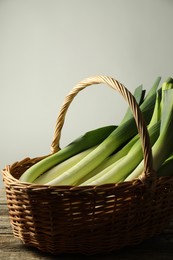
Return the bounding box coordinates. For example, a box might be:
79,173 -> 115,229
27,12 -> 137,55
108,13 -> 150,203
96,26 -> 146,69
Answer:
50,75 -> 155,187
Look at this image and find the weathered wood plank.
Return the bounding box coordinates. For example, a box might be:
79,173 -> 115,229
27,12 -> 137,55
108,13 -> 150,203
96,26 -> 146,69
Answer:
0,235 -> 49,260
1,204 -> 10,216
0,188 -> 7,204
0,216 -> 12,234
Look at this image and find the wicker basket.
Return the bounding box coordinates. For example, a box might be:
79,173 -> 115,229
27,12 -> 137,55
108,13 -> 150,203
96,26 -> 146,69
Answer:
2,76 -> 173,255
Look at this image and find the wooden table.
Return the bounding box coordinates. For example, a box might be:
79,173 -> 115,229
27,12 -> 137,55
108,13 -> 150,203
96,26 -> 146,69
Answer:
1,188 -> 173,260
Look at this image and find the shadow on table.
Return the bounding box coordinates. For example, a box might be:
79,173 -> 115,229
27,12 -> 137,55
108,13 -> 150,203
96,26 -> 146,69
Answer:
20,233 -> 173,260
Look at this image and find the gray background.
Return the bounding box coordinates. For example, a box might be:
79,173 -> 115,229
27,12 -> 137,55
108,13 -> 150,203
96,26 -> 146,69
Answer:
1,0 -> 173,187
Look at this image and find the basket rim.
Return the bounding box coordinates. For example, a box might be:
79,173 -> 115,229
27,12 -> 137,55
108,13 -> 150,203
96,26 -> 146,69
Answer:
2,155 -> 173,193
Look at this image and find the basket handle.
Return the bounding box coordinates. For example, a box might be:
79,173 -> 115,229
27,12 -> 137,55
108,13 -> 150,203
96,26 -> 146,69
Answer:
50,75 -> 156,187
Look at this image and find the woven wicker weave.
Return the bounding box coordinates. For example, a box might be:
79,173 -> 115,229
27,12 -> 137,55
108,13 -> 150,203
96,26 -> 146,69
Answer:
2,76 -> 173,255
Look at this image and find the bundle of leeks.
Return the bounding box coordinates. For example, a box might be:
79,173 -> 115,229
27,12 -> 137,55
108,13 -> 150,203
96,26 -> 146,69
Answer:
19,77 -> 173,186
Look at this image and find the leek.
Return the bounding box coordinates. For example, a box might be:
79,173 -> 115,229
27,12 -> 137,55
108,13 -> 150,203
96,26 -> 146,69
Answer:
80,121 -> 160,186
33,146 -> 96,184
120,84 -> 144,124
157,154 -> 173,177
19,125 -> 116,182
77,133 -> 139,185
